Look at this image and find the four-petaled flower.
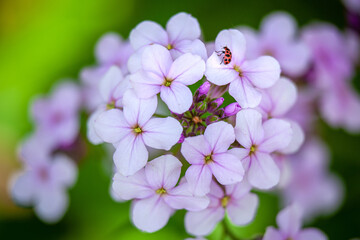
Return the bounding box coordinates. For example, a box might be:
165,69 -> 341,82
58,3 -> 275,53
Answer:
94,89 -> 182,176
112,154 -> 209,232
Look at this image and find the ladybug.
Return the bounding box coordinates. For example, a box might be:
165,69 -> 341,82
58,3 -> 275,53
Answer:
216,46 -> 232,65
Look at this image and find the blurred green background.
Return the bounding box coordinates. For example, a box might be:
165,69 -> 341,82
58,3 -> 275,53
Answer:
0,0 -> 359,239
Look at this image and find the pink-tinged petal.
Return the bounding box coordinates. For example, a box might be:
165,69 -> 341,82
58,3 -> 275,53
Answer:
10,171 -> 34,206
127,49 -> 143,74
185,165 -> 213,196
95,33 -> 123,64
145,155 -> 182,190
168,53 -> 205,85
259,118 -> 292,153
87,106 -> 106,145
210,153 -> 244,185
280,120 -> 304,154
247,152 -> 280,189
277,42 -> 311,77
99,66 -> 124,102
277,204 -> 302,237
113,75 -> 131,107
181,135 -> 212,164
130,70 -> 162,99
296,228 -> 328,240
51,81 -> 81,113
263,227 -> 284,240
242,56 -> 281,89
172,39 -> 208,60
160,82 -> 193,114
185,207 -> 225,236
35,189 -> 68,223
142,117 -> 182,150
227,193 -> 258,225
205,41 -> 215,57
237,26 -> 260,59
209,180 -> 225,200
112,170 -> 153,200
204,121 -> 235,153
123,89 -> 158,126
142,44 -> 172,78
228,148 -> 251,163
262,77 -> 297,117
131,195 -> 174,232
235,109 -> 264,148
215,29 -> 246,64
130,21 -> 168,50
113,134 -> 148,176
229,78 -> 262,108
165,182 -> 210,211
51,154 -> 77,187
261,12 -> 296,43
225,180 -> 252,200
94,109 -> 131,144
167,12 -> 201,42
205,53 -> 239,86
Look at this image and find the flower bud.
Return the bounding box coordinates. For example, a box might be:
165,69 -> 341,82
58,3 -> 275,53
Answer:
177,133 -> 185,143
208,97 -> 224,112
198,81 -> 211,95
224,103 -> 241,117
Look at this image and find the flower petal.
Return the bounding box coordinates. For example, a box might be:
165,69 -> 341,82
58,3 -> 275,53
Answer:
87,106 -> 106,145
160,82 -> 193,114
261,12 -> 296,43
263,227 -> 284,240
259,118 -> 293,153
185,207 -> 225,236
95,33 -> 123,64
205,53 -> 239,86
166,12 -> 201,42
247,152 -> 280,189
172,39 -> 208,60
123,89 -> 158,126
50,154 -> 77,187
142,44 -> 172,78
204,121 -> 235,153
113,134 -> 148,176
131,195 -> 174,232
181,135 -> 212,164
210,153 -> 244,185
130,70 -> 162,99
185,165 -> 213,196
229,78 -> 262,108
296,228 -> 328,240
130,21 -> 168,50
215,29 -> 246,64
279,120 -> 304,154
235,109 -> 264,148
99,66 -> 124,102
35,189 -> 68,223
145,154 -> 182,190
227,193 -> 258,225
10,171 -> 35,206
242,56 -> 281,89
142,117 -> 182,150
112,169 -> 153,200
165,181 -> 210,211
94,109 -> 131,144
168,53 -> 205,85
276,204 -> 302,237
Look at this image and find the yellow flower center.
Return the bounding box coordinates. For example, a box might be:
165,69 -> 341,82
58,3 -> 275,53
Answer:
166,43 -> 173,50
250,145 -> 257,155
134,127 -> 142,134
156,187 -> 167,195
106,100 -> 116,109
205,155 -> 213,164
221,196 -> 230,208
163,78 -> 172,87
234,65 -> 243,77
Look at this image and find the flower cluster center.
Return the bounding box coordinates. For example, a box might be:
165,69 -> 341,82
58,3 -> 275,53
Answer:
234,65 -> 243,77
205,154 -> 213,164
250,145 -> 257,155
134,126 -> 142,134
221,196 -> 230,208
166,43 -> 173,50
156,187 -> 167,195
163,78 -> 173,87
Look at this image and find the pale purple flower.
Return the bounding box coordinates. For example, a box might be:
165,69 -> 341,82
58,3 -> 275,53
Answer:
319,80 -> 360,132
224,102 -> 241,117
185,180 -> 258,236
112,154 -> 209,232
10,136 -> 77,223
302,24 -> 353,88
31,82 -> 81,148
257,77 -> 304,154
181,121 -> 244,196
240,12 -> 311,77
283,138 -> 343,219
94,89 -> 182,176
263,204 -> 328,240
343,0 -> 360,14
129,12 -> 207,61
233,109 -> 292,189
87,66 -> 130,144
205,29 -> 281,108
130,44 -> 205,114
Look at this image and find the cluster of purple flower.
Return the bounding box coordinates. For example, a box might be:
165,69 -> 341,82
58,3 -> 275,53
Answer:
9,8 -> 360,239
